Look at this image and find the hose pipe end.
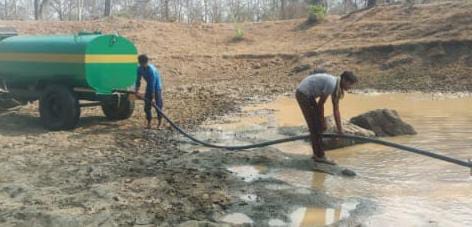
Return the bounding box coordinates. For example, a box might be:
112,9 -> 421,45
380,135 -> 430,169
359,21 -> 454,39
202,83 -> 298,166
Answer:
469,159 -> 472,176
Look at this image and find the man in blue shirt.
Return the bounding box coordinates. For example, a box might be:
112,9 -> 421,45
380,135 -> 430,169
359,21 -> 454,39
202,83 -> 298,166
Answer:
135,54 -> 163,129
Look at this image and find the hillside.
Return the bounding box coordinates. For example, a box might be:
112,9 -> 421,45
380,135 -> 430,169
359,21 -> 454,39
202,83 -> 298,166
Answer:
1,1 -> 471,123
3,1 -> 471,94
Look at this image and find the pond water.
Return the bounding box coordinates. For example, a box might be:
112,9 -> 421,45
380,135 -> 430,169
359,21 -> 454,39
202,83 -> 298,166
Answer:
203,92 -> 472,226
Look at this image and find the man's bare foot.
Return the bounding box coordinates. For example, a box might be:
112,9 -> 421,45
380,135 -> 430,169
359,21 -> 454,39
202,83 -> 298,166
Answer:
312,156 -> 337,165
145,122 -> 151,129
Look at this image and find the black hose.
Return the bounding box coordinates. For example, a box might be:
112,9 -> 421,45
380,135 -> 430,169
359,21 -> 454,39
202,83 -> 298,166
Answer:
115,90 -> 472,170
152,103 -> 472,169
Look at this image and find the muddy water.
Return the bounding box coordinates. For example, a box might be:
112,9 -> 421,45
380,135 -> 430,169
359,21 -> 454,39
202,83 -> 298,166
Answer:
203,93 -> 472,226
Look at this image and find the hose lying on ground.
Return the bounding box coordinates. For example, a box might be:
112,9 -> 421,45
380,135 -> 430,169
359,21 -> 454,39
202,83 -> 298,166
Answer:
153,102 -> 472,170
117,91 -> 472,170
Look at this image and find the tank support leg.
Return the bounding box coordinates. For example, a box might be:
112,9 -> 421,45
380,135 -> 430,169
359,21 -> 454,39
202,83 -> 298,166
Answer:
79,102 -> 102,108
0,80 -> 8,94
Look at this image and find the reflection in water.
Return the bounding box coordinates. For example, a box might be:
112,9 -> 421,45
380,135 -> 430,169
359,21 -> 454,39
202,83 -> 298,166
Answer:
208,93 -> 472,226
291,207 -> 338,227
268,219 -> 287,226
227,165 -> 268,182
290,201 -> 357,227
240,194 -> 258,202
311,172 -> 327,191
221,213 -> 254,225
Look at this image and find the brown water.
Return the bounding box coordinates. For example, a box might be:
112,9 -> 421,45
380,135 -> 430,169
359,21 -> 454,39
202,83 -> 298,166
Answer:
204,93 -> 472,226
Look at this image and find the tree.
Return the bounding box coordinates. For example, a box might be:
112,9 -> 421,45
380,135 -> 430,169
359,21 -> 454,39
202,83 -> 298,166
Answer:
77,0 -> 83,21
34,0 -> 50,20
104,0 -> 112,17
281,0 -> 286,19
163,0 -> 169,21
50,0 -> 65,20
308,0 -> 327,8
367,0 -> 377,8
4,0 -> 7,19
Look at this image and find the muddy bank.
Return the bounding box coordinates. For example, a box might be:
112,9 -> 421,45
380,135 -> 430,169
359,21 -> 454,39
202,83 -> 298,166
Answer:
3,89 -> 469,226
174,147 -> 372,226
0,75 -> 319,227
0,83 -> 369,226
0,125 -> 371,226
0,87 -> 377,226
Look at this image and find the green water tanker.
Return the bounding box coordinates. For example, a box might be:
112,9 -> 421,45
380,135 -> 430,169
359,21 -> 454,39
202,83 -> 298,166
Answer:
0,29 -> 138,130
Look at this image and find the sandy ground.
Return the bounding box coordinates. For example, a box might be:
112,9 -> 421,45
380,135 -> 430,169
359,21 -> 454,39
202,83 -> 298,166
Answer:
0,1 -> 471,226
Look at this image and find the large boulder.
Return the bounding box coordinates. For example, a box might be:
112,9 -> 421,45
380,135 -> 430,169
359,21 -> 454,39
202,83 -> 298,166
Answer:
278,116 -> 375,151
322,116 -> 376,150
350,109 -> 416,137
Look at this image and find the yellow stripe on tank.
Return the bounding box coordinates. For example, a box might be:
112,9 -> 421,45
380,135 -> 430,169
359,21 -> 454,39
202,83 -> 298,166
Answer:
0,53 -> 83,63
0,53 -> 137,64
85,55 -> 137,63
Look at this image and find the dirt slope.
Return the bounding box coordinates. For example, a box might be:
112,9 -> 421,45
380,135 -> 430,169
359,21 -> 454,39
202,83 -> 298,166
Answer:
2,0 -> 470,95
3,1 -> 471,55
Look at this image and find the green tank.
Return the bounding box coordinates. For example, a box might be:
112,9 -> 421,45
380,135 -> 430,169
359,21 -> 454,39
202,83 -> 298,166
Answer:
0,32 -> 137,94
0,31 -> 138,130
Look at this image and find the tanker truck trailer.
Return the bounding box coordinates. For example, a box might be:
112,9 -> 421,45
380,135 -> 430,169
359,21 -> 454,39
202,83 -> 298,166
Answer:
0,29 -> 138,130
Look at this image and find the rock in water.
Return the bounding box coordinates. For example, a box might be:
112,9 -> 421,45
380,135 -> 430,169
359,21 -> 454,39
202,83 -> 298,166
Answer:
278,117 -> 375,150
322,116 -> 376,150
350,109 -> 416,137
341,169 -> 356,177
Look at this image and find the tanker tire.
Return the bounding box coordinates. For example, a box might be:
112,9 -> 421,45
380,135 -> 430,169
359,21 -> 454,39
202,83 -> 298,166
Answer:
39,85 -> 80,130
101,95 -> 134,121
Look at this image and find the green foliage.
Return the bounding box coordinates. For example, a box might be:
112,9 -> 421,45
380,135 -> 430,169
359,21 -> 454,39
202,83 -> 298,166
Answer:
232,25 -> 245,42
307,4 -> 327,24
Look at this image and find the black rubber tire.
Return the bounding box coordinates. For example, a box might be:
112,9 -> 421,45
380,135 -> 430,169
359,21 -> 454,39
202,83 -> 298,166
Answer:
39,85 -> 80,131
101,95 -> 134,121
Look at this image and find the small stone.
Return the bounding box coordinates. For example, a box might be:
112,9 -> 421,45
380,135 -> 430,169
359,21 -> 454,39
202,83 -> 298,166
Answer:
341,169 -> 356,177
291,64 -> 311,73
252,63 -> 262,69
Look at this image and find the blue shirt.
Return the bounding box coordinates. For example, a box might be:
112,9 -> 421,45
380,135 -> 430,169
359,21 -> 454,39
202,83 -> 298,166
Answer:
136,64 -> 162,95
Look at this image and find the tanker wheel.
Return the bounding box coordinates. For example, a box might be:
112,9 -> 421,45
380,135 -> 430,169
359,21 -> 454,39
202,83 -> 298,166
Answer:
101,95 -> 134,121
39,85 -> 80,130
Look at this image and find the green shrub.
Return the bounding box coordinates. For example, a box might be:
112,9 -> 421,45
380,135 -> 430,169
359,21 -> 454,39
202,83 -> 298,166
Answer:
307,4 -> 327,24
232,25 -> 245,42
